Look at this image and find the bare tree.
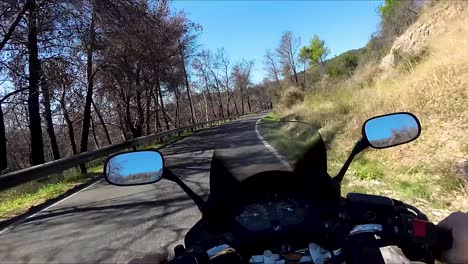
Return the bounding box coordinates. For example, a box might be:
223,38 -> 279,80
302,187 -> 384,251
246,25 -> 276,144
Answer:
276,31 -> 300,86
232,60 -> 254,115
263,50 -> 281,86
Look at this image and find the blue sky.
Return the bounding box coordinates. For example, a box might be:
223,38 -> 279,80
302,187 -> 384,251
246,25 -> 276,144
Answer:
108,151 -> 163,178
172,0 -> 383,83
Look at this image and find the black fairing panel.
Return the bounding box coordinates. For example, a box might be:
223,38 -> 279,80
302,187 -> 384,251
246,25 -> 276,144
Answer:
293,132 -> 341,203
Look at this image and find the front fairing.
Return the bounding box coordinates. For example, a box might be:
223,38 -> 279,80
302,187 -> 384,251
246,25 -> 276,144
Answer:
185,121 -> 341,249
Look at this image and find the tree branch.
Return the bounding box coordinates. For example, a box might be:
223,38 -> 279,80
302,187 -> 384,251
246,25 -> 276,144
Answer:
0,2 -> 30,52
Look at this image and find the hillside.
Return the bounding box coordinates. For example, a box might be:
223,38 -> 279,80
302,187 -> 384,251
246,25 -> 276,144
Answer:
273,1 -> 468,222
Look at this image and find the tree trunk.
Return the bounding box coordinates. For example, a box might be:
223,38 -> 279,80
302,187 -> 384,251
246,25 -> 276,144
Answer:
39,70 -> 60,160
91,116 -> 100,149
91,99 -> 112,145
135,90 -> 144,137
157,81 -> 170,130
79,8 -> 96,173
0,106 -> 7,172
241,90 -> 245,115
303,63 -> 307,88
124,95 -> 137,138
117,107 -> 128,141
215,88 -> 224,118
292,67 -> 299,86
0,87 -> 29,171
203,92 -> 209,122
151,89 -> 161,132
247,95 -> 252,113
226,95 -> 231,117
134,68 -> 144,137
204,82 -> 216,119
233,95 -> 240,116
145,88 -> 151,135
179,42 -> 195,124
174,88 -> 180,127
27,0 -> 45,166
59,90 -> 78,155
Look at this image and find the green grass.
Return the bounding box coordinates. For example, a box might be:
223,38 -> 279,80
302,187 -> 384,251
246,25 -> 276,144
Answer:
396,179 -> 431,201
351,156 -> 384,181
0,124 -> 209,220
261,112 -> 280,122
0,172 -> 96,219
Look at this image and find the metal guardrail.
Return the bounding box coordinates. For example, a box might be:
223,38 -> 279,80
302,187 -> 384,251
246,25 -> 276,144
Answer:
0,116 -> 244,191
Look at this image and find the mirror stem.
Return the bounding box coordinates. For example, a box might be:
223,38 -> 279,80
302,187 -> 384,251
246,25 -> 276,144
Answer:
334,138 -> 368,184
163,168 -> 206,212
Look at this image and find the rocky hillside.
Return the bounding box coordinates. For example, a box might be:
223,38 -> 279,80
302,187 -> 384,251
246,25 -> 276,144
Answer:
380,1 -> 467,72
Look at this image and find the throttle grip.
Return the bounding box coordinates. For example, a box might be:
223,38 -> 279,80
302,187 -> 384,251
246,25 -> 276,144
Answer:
427,223 -> 453,259
411,219 -> 453,260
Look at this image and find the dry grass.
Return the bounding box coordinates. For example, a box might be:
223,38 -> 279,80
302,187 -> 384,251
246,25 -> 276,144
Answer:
276,3 -> 468,222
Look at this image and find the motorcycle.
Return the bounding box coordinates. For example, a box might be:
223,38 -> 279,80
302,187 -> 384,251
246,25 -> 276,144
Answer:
103,112 -> 452,264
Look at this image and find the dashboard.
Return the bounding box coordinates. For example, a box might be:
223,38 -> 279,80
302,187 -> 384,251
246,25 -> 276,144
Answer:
234,197 -> 311,231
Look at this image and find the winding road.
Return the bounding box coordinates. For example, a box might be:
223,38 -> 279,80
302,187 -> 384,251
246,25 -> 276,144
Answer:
0,114 -> 288,263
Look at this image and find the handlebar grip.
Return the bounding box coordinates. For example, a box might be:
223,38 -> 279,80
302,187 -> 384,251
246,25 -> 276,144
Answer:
429,223 -> 453,259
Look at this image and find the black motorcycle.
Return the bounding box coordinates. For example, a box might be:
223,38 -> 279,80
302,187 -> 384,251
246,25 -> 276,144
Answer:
103,112 -> 452,264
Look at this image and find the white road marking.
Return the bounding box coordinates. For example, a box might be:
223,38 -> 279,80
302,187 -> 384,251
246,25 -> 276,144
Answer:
255,119 -> 292,170
0,179 -> 104,234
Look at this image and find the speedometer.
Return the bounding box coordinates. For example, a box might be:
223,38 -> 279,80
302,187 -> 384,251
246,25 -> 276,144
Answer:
235,204 -> 271,231
276,198 -> 308,226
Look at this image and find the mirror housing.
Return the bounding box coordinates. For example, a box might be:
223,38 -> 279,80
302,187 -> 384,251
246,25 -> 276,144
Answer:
363,112 -> 421,149
334,112 -> 421,185
104,150 -> 164,186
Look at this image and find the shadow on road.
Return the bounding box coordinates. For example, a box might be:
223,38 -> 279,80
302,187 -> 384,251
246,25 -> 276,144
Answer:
0,115 -> 288,263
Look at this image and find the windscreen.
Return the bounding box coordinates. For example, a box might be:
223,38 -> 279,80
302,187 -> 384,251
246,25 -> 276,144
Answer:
256,120 -> 324,166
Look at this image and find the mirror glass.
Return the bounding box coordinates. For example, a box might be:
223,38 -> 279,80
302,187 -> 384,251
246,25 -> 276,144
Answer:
105,151 -> 164,185
364,113 -> 420,148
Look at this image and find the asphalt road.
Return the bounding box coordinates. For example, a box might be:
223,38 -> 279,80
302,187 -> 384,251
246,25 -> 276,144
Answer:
0,115 -> 288,263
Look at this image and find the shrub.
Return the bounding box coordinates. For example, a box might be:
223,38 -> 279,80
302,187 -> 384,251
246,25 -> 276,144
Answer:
393,47 -> 430,73
280,86 -> 305,108
326,52 -> 359,78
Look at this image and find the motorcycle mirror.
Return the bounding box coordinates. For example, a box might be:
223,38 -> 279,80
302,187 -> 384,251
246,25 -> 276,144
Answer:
363,112 -> 421,149
334,112 -> 421,185
104,150 -> 164,186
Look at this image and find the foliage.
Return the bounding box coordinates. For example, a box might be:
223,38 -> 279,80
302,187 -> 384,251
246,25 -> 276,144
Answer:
378,0 -> 400,19
300,35 -> 330,66
326,53 -> 359,78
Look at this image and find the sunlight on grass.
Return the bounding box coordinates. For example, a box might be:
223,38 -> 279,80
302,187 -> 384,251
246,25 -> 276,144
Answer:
0,173 -> 96,219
